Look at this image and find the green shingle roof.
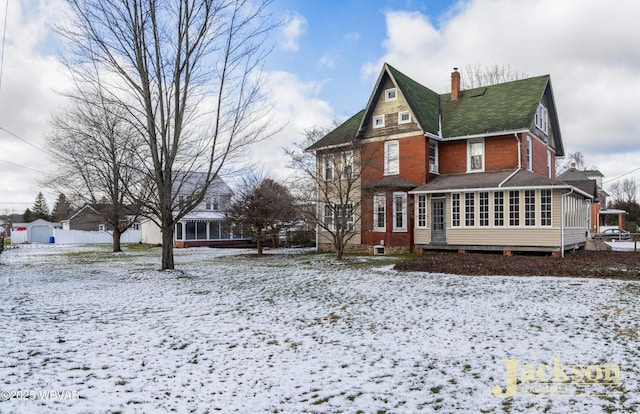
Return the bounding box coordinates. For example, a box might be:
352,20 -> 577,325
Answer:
306,110 -> 364,151
440,75 -> 549,138
386,64 -> 440,135
307,65 -> 556,152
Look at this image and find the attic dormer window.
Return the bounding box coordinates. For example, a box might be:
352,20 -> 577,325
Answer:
535,103 -> 549,135
385,88 -> 397,102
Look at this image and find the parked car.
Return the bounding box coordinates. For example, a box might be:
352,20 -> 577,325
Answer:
592,228 -> 631,241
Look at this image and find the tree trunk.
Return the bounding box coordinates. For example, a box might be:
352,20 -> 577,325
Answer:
112,227 -> 122,253
335,234 -> 344,261
257,237 -> 263,255
161,227 -> 175,270
161,212 -> 175,270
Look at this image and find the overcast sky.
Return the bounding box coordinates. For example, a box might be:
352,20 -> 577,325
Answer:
1,0 -> 639,214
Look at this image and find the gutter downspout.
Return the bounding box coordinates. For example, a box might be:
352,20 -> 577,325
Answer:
499,168 -> 521,187
560,188 -> 575,258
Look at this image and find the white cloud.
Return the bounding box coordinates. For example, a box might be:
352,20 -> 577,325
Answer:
0,0 -> 71,213
317,51 -> 338,69
279,12 -> 307,52
242,71 -> 333,181
363,0 -> 640,190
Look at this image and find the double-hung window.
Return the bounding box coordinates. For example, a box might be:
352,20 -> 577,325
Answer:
324,204 -> 335,230
205,197 -> 219,211
384,140 -> 399,175
392,192 -> 407,232
429,141 -> 438,174
535,103 -> 549,135
324,154 -> 334,181
373,194 -> 386,231
468,139 -> 484,172
341,150 -> 353,178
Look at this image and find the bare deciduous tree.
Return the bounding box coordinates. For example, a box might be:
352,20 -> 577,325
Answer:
60,0 -> 275,269
46,84 -> 144,252
286,126 -> 366,261
226,173 -> 297,255
556,151 -> 590,175
461,64 -> 525,90
609,178 -> 638,204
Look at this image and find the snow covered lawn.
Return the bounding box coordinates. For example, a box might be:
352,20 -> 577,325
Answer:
1,245 -> 639,413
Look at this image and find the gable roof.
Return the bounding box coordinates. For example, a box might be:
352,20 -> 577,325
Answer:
440,75 -> 550,137
306,110 -> 364,151
308,64 -> 563,156
65,204 -> 140,222
385,64 -> 440,136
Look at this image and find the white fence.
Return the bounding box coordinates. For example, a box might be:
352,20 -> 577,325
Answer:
53,229 -> 141,245
10,230 -> 28,244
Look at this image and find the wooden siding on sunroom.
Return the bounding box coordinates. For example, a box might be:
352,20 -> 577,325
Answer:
413,190 -> 569,247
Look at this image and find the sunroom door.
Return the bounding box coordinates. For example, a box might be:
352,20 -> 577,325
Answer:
431,198 -> 446,243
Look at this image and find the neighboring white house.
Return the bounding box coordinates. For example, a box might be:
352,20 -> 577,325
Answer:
11,219 -> 62,244
141,173 -> 249,248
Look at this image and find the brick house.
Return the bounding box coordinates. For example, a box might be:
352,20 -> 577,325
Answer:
308,63 -> 593,255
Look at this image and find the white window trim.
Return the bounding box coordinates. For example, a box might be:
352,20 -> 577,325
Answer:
384,140 -> 399,175
341,150 -> 354,178
429,141 -> 439,174
324,203 -> 335,231
451,193 -> 461,228
416,194 -> 427,229
464,192 -> 475,228
385,88 -> 397,102
373,114 -> 385,129
493,191 -> 505,227
535,103 -> 549,135
373,193 -> 386,232
547,150 -> 552,178
398,111 -> 411,124
467,139 -> 485,172
526,136 -> 533,171
392,192 -> 407,232
524,189 -> 536,227
541,189 -> 552,227
323,154 -> 334,181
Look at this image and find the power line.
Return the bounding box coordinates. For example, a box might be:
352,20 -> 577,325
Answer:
0,158 -> 46,173
0,125 -> 48,154
602,167 -> 640,184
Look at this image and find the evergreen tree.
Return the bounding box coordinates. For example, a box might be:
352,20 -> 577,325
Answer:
32,192 -> 51,221
23,208 -> 35,223
51,193 -> 74,222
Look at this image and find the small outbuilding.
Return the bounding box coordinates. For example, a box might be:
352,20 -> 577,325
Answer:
11,219 -> 61,244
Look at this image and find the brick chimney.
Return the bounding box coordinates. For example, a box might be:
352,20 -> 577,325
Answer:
451,67 -> 461,101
